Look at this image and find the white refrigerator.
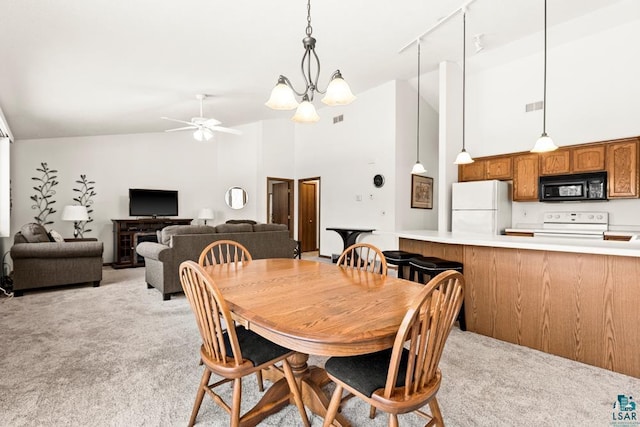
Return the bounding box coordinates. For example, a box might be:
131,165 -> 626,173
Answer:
451,180 -> 512,234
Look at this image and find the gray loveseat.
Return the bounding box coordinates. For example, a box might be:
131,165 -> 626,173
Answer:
10,223 -> 104,296
136,223 -> 297,300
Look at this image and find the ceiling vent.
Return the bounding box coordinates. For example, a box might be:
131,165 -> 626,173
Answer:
526,101 -> 544,113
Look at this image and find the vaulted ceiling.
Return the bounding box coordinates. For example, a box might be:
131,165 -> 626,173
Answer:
0,0 -> 628,140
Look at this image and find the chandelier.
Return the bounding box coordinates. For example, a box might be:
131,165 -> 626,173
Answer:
265,0 -> 356,123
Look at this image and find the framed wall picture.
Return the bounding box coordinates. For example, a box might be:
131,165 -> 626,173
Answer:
411,175 -> 433,209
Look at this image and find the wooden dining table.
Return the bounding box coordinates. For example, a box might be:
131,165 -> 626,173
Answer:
204,258 -> 425,426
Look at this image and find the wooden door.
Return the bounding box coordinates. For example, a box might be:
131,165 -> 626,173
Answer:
607,139 -> 639,198
486,156 -> 513,180
299,181 -> 318,252
572,144 -> 605,172
540,149 -> 570,175
513,153 -> 540,201
458,160 -> 486,182
272,182 -> 290,226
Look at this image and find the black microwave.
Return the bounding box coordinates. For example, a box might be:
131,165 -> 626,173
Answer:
539,172 -> 607,202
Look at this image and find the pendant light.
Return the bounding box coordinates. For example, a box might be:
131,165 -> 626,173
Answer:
531,0 -> 558,153
411,39 -> 427,175
265,0 -> 355,123
454,9 -> 474,165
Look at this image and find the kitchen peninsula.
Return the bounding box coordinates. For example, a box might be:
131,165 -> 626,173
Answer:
397,230 -> 640,378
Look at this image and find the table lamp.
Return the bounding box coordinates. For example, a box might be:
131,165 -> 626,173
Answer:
62,205 -> 89,238
198,208 -> 214,225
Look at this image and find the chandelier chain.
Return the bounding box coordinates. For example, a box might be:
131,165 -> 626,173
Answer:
306,0 -> 313,36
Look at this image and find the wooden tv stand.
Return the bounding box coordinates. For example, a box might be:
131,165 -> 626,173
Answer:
111,218 -> 192,268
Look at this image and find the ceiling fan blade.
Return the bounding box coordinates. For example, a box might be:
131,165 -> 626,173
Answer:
161,117 -> 195,126
165,126 -> 197,132
210,126 -> 243,135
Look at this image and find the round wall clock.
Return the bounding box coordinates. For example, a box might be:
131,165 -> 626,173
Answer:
373,174 -> 385,188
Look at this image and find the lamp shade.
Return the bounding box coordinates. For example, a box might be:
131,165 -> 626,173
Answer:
531,133 -> 558,153
198,208 -> 214,220
62,205 -> 88,222
292,99 -> 320,123
454,149 -> 475,165
265,81 -> 299,110
411,162 -> 427,175
321,74 -> 356,106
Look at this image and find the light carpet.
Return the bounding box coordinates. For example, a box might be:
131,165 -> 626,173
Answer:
1,267 -> 638,426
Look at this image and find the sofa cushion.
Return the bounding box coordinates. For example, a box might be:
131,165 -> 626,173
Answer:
215,223 -> 253,233
226,219 -> 257,225
49,229 -> 65,242
20,223 -> 51,243
160,225 -> 216,245
253,223 -> 288,232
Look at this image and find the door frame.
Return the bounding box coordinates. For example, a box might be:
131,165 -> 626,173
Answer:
266,177 -> 294,237
298,177 -> 321,254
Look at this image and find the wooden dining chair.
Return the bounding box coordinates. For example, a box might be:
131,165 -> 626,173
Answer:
322,270 -> 465,427
336,243 -> 388,275
198,240 -> 252,267
179,261 -> 309,427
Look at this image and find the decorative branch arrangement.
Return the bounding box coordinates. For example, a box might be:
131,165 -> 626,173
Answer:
30,162 -> 58,226
73,174 -> 97,237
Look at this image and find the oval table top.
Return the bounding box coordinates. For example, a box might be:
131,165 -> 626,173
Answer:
205,258 -> 424,357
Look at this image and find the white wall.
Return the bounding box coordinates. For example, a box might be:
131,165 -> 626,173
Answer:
395,80 -> 439,233
463,10 -> 640,229
10,127 -> 260,263
0,138 -> 10,238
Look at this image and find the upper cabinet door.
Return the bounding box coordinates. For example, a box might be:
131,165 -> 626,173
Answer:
513,154 -> 539,201
486,156 -> 513,180
572,144 -> 606,172
540,149 -> 570,175
607,139 -> 639,198
458,160 -> 486,182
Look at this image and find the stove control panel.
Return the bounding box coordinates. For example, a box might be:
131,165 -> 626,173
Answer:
543,211 -> 608,225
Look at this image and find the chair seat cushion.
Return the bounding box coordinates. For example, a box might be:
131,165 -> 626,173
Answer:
325,348 -> 409,397
409,256 -> 463,271
225,326 -> 291,367
382,250 -> 419,263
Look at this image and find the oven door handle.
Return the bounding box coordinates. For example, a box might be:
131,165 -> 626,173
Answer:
533,232 -> 603,239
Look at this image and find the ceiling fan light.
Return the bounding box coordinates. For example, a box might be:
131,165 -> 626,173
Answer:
411,161 -> 427,175
292,99 -> 320,123
265,81 -> 299,110
322,72 -> 356,106
454,149 -> 474,165
193,128 -> 214,142
531,133 -> 557,153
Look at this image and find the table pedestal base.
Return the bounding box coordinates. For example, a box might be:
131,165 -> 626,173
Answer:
261,353 -> 351,427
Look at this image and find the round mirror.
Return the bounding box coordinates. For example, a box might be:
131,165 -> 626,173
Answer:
225,187 -> 248,209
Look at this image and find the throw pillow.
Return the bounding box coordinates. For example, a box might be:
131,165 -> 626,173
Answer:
253,223 -> 288,232
215,223 -> 253,233
49,229 -> 65,242
20,223 -> 51,243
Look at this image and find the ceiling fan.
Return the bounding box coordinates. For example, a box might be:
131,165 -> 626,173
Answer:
161,94 -> 242,141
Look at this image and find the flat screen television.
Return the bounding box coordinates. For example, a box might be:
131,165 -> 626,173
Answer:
129,189 -> 178,217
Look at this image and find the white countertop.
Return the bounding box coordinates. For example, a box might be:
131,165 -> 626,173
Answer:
395,230 -> 640,258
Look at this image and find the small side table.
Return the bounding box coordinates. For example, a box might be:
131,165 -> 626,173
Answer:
326,227 -> 375,253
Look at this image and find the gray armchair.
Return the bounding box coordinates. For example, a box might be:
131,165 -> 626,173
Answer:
10,223 -> 104,296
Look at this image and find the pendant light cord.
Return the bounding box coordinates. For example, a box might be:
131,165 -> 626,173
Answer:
462,12 -> 466,151
542,0 -> 547,135
416,40 -> 421,161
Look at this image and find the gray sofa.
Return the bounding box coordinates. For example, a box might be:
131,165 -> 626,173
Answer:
136,223 -> 297,300
10,223 -> 104,296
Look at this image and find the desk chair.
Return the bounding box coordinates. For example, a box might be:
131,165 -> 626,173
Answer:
322,270 -> 465,427
337,243 -> 388,275
179,261 -> 309,427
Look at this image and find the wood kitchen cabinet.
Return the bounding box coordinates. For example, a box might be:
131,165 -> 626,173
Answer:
572,144 -> 605,172
540,149 -> 570,175
486,156 -> 513,180
458,159 -> 486,181
606,138 -> 639,198
513,153 -> 539,201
